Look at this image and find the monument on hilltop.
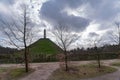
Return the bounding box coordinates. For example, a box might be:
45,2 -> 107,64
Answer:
44,29 -> 46,39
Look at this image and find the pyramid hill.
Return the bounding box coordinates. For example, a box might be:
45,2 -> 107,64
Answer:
13,30 -> 63,62
28,29 -> 62,55
29,38 -> 62,55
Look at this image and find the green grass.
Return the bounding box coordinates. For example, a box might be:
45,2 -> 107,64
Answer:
29,38 -> 62,54
9,68 -> 26,79
111,62 -> 120,67
8,68 -> 34,80
0,68 -> 34,80
16,38 -> 62,55
0,68 -> 7,73
48,64 -> 117,80
0,68 -> 8,80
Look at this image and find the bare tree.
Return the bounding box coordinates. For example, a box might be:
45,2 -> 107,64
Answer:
0,3 -> 36,72
52,24 -> 79,71
87,36 -> 102,68
109,22 -> 120,46
93,38 -> 101,68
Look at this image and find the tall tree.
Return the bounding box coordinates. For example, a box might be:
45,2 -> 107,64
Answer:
88,36 -> 102,68
0,3 -> 36,72
52,24 -> 79,71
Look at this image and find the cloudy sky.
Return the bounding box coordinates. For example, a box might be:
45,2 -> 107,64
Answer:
0,0 -> 120,49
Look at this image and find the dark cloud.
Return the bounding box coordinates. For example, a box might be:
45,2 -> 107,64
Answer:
88,32 -> 99,37
55,0 -> 85,9
85,0 -> 118,21
40,0 -> 120,32
84,0 -> 120,30
0,0 -> 15,5
40,0 -> 90,32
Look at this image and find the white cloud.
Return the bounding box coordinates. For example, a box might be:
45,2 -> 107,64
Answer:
1,0 -> 120,49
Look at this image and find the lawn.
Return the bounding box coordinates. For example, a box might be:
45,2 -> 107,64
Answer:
0,67 -> 34,80
0,68 -> 7,72
111,62 -> 120,67
48,64 -> 117,80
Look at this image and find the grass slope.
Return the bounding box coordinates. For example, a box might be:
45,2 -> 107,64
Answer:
29,38 -> 62,55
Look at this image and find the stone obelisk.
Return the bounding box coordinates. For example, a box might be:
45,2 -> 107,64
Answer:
44,29 -> 46,39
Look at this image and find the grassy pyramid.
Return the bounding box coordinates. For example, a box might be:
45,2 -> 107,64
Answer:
14,38 -> 62,62
29,38 -> 62,55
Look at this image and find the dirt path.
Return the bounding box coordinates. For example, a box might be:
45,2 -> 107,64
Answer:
0,59 -> 120,80
19,63 -> 59,80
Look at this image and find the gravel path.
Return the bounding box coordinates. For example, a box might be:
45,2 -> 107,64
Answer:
0,59 -> 120,80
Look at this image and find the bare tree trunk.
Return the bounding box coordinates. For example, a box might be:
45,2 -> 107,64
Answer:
64,50 -> 68,71
97,54 -> 101,68
24,47 -> 29,72
95,46 -> 101,68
